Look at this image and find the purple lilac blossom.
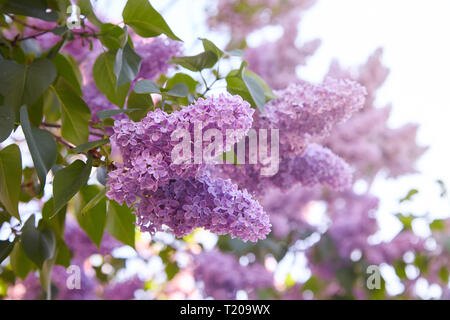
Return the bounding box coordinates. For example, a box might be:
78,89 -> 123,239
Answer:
134,173 -> 271,242
107,94 -> 254,206
134,36 -> 183,80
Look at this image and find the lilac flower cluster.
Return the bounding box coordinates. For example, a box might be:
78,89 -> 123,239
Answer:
194,250 -> 273,299
107,94 -> 254,206
322,49 -> 427,180
215,78 -> 365,195
107,94 -> 271,241
262,78 -> 367,155
135,173 -> 271,242
134,36 -> 183,80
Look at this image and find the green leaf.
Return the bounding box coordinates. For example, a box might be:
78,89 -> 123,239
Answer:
106,200 -> 136,247
134,79 -> 161,94
0,0 -> 58,21
114,41 -> 142,87
0,59 -> 57,119
93,52 -> 130,108
122,0 -> 181,41
52,79 -> 91,145
395,214 -> 415,231
10,242 -> 33,279
0,144 -> 22,221
0,240 -> 14,264
429,219 -> 446,231
21,215 -> 56,268
73,139 -> 110,154
244,70 -> 278,100
166,83 -> 188,98
242,73 -> 266,111
400,189 -> 419,203
53,156 -> 93,215
52,54 -> 82,95
41,198 -> 66,239
96,166 -> 108,186
226,65 -> 275,111
99,23 -> 127,51
80,186 -> 106,216
20,106 -> 57,193
200,38 -> 224,59
0,105 -> 14,143
78,0 -> 103,28
96,108 -> 140,121
54,239 -> 71,268
166,73 -> 198,93
75,185 -> 107,247
127,91 -> 154,121
169,51 -> 218,72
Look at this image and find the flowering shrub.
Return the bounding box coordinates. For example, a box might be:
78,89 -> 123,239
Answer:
0,0 -> 446,301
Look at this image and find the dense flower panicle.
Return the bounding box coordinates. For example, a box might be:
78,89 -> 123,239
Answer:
103,277 -> 143,300
194,251 -> 273,299
262,78 -> 367,155
107,94 -> 254,206
217,142 -> 353,196
64,220 -> 122,263
134,36 -> 183,80
283,143 -> 353,190
135,173 -> 271,242
246,12 -> 321,89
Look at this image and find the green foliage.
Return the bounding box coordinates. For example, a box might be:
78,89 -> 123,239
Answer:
226,63 -> 276,111
52,79 -> 91,145
106,200 -> 136,248
52,156 -> 93,215
20,106 -> 57,193
0,144 -> 22,221
0,59 -> 56,120
75,185 -> 107,247
0,105 -> 14,143
21,215 -> 56,268
122,0 -> 181,41
114,33 -> 142,87
10,242 -> 34,279
94,52 -> 130,108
